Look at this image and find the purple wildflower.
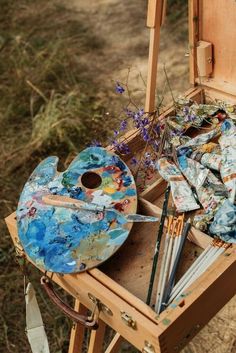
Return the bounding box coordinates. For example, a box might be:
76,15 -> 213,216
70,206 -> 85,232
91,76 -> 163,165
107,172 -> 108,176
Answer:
132,109 -> 146,130
120,120 -> 128,131
131,156 -> 138,165
141,117 -> 149,127
124,108 -> 135,118
141,128 -> 150,142
112,140 -> 130,155
143,153 -> 155,168
153,123 -> 161,135
133,109 -> 144,121
114,130 -> 119,137
183,106 -> 190,115
115,82 -> 125,94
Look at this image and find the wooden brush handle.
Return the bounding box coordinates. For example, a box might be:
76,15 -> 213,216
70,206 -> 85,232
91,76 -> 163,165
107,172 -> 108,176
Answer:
42,195 -> 84,209
41,276 -> 98,329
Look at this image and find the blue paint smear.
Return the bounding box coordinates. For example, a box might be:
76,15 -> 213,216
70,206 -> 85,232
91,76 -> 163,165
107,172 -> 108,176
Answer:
17,147 -> 137,274
178,155 -> 188,169
125,188 -> 136,196
123,175 -> 132,187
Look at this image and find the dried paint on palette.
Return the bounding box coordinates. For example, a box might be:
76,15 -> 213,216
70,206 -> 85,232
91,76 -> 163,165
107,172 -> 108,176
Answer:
17,147 -> 137,273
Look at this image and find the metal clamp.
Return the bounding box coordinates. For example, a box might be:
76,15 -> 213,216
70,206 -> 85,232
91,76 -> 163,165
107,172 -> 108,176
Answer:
88,293 -> 113,317
120,311 -> 137,329
142,341 -> 155,353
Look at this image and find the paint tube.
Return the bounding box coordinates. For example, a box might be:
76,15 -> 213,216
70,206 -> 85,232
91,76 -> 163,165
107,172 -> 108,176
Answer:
178,126 -> 221,150
200,152 -> 222,171
210,199 -> 236,243
156,157 -> 200,213
219,119 -> 236,203
190,150 -> 222,171
178,156 -> 225,219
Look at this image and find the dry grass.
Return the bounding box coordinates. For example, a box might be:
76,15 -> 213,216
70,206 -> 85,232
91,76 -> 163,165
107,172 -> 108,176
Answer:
0,1 -> 117,352
0,0 -> 116,174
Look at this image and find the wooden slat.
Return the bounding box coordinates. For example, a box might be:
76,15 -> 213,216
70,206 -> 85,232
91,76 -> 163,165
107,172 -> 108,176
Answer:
104,333 -> 123,353
196,78 -> 236,100
140,177 -> 166,202
88,320 -> 106,353
147,0 -> 158,28
199,0 -> 236,94
188,0 -> 199,85
147,0 -> 166,28
68,300 -> 87,353
160,0 -> 167,26
204,87 -> 236,105
145,0 -> 164,113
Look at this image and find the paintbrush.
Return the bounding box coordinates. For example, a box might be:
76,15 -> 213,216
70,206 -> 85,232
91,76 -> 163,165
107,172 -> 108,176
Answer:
146,185 -> 171,305
168,239 -> 230,304
155,214 -> 184,314
159,218 -> 191,313
42,194 -> 159,223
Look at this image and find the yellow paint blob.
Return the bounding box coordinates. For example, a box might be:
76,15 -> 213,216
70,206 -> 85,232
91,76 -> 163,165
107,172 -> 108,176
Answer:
104,186 -> 116,194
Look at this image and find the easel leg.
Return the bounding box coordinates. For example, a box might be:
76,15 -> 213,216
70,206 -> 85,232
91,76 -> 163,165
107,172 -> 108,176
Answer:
104,333 -> 123,353
88,319 -> 106,353
68,300 -> 87,353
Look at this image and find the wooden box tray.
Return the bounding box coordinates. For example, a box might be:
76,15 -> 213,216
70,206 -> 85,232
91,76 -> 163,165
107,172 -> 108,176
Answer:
5,1 -> 236,352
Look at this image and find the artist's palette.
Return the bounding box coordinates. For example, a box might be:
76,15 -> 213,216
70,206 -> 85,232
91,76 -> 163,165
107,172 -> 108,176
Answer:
17,147 -> 137,273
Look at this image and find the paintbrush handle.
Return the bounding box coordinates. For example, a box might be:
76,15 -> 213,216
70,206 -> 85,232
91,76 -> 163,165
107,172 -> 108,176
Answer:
160,220 -> 191,312
168,244 -> 212,301
154,234 -> 170,313
42,195 -> 107,212
146,185 -> 171,305
169,246 -> 220,303
42,194 -> 158,222
155,235 -> 174,314
173,247 -> 225,300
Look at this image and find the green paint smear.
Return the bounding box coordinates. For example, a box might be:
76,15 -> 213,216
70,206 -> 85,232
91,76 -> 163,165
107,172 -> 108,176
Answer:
180,291 -> 191,298
162,318 -> 171,326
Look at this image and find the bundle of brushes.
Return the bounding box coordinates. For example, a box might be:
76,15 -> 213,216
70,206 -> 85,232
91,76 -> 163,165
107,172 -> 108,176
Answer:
155,214 -> 190,314
155,222 -> 231,314
168,238 -> 231,305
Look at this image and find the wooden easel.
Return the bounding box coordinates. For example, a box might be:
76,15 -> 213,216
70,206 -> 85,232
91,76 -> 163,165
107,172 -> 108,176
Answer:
68,1 -> 166,352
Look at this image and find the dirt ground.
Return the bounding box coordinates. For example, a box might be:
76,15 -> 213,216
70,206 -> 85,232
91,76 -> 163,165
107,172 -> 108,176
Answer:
1,0 -> 236,352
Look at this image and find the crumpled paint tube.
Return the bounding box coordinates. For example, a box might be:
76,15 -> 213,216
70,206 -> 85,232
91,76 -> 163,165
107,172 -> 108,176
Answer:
178,126 -> 220,150
178,156 -> 225,221
210,199 -> 236,243
219,119 -> 236,203
200,152 -> 222,171
25,283 -> 50,353
190,150 -> 222,171
156,157 -> 200,213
